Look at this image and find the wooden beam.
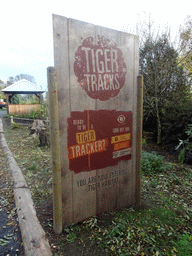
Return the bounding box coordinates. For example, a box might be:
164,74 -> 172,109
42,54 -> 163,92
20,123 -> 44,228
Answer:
47,66 -> 62,234
135,75 -> 143,207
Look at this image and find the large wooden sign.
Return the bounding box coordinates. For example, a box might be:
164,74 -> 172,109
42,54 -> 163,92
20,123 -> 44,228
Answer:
53,14 -> 139,227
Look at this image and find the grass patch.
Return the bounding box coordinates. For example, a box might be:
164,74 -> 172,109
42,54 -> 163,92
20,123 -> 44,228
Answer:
173,234 -> 192,256
3,126 -> 192,255
4,126 -> 52,205
11,122 -> 21,129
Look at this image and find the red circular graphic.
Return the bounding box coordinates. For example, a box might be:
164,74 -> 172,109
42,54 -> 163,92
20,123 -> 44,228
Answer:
74,35 -> 127,101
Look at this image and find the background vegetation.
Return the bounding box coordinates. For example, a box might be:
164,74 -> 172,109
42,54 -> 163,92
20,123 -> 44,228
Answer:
3,126 -> 192,256
139,16 -> 192,148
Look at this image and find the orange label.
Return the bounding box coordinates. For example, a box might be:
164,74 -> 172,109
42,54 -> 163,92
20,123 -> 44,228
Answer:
114,141 -> 130,151
68,138 -> 108,160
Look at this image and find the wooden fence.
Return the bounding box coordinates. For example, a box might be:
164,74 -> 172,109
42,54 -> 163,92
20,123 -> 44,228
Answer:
8,104 -> 41,115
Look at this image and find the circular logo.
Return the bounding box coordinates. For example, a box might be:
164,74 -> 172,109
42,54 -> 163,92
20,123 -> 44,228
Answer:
117,115 -> 126,124
74,35 -> 127,101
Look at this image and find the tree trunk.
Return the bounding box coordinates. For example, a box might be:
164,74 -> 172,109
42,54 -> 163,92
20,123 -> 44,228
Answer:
156,107 -> 161,145
155,82 -> 161,145
39,128 -> 49,147
30,120 -> 49,146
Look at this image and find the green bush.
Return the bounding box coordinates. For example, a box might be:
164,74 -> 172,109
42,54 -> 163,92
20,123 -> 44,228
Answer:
176,124 -> 192,163
11,94 -> 21,104
141,151 -> 169,175
28,103 -> 47,119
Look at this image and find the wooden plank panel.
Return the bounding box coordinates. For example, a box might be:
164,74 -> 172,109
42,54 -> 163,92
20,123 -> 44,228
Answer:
68,18 -> 97,112
96,166 -> 117,213
53,14 -> 73,227
115,34 -> 136,208
68,18 -> 97,223
72,170 -> 96,222
116,34 -> 139,208
117,33 -> 135,111
131,35 -> 140,203
94,25 -> 121,111
93,26 -> 138,212
93,27 -> 122,213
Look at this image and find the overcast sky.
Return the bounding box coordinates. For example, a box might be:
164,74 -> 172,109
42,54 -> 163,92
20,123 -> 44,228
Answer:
0,0 -> 191,91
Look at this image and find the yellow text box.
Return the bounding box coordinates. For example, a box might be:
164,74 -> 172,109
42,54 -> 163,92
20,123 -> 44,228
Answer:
111,133 -> 131,144
76,130 -> 96,144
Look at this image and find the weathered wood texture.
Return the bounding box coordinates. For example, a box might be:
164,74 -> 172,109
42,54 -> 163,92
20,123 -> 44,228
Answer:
8,104 -> 41,114
136,75 -> 143,206
0,118 -> 52,256
53,14 -> 139,227
47,67 -> 62,234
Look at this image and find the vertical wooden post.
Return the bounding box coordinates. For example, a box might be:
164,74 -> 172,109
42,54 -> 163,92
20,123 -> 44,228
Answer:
136,75 -> 143,207
47,66 -> 62,234
6,94 -> 9,114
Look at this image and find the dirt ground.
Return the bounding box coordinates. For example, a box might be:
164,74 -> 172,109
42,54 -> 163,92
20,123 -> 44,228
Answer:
35,141 -> 191,256
1,114 -> 191,255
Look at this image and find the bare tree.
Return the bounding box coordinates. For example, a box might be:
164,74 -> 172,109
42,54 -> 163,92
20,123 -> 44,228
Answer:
9,74 -> 36,84
140,33 -> 191,144
179,16 -> 192,80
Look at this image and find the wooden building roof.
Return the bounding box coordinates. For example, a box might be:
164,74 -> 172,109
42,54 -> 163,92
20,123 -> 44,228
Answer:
1,79 -> 45,94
